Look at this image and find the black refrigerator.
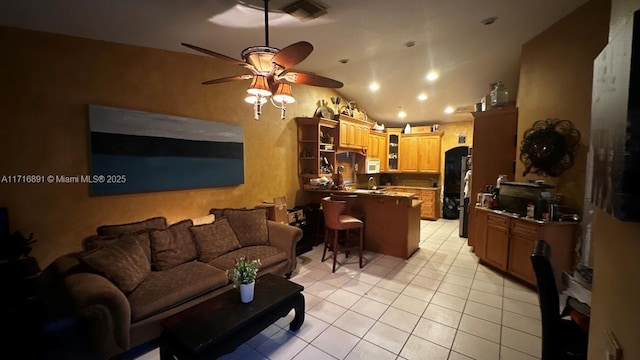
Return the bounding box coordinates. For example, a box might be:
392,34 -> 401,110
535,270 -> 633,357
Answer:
442,146 -> 469,220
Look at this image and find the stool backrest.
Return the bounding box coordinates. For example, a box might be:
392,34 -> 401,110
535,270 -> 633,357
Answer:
321,198 -> 347,230
330,194 -> 358,216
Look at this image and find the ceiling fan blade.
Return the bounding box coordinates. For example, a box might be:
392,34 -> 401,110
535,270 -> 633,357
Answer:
278,71 -> 343,88
202,74 -> 253,85
181,43 -> 247,67
272,41 -> 313,69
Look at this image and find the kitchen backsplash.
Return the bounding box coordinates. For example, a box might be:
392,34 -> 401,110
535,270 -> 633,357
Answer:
356,173 -> 439,188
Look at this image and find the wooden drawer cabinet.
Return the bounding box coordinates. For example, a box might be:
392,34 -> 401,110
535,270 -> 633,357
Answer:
392,187 -> 439,220
484,214 -> 509,271
472,208 -> 578,287
508,222 -> 539,284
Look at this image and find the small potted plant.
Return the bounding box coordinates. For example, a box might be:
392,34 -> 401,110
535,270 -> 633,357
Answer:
229,257 -> 261,303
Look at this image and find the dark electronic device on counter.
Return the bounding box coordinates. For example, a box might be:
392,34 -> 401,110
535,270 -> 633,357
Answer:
498,181 -> 555,218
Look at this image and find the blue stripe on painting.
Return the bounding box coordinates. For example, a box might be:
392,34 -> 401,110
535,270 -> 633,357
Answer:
90,154 -> 244,195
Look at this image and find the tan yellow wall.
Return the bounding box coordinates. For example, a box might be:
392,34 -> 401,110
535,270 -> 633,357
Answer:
516,0 -> 610,213
587,1 -> 640,359
0,26 -> 339,267
519,1 -> 640,358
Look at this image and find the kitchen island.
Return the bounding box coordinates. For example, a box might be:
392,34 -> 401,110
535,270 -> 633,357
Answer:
306,189 -> 422,259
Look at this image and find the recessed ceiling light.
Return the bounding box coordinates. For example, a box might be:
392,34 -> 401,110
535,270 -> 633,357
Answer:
444,106 -> 455,114
418,93 -> 428,101
398,109 -> 407,118
369,82 -> 380,92
339,58 -> 349,64
404,41 -> 416,48
426,71 -> 439,82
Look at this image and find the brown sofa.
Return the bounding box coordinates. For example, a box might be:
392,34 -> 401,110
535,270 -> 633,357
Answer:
52,208 -> 302,359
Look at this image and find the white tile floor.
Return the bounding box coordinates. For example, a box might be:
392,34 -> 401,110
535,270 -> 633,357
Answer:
137,219 -> 542,360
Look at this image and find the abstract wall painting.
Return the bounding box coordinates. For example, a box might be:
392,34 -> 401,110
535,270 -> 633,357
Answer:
88,105 -> 244,195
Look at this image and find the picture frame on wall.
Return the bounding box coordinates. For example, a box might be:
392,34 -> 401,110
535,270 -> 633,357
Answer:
88,105 -> 244,196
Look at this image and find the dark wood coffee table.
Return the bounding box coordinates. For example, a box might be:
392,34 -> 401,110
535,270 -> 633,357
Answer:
159,273 -> 305,360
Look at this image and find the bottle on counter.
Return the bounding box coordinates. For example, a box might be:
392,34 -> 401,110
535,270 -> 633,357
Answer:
526,203 -> 535,218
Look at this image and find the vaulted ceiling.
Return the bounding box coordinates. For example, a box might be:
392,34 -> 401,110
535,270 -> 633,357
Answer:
0,0 -> 588,125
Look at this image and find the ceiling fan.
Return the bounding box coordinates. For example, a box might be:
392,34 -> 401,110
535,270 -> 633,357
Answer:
181,0 -> 343,120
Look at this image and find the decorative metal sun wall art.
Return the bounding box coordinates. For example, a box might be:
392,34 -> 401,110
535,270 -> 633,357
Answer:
519,119 -> 580,177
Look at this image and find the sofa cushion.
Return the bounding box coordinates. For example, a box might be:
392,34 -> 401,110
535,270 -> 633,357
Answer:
96,216 -> 167,236
81,235 -> 151,294
150,220 -> 198,271
211,208 -> 269,247
127,261 -> 228,322
84,230 -> 153,263
208,246 -> 287,273
190,218 -> 241,263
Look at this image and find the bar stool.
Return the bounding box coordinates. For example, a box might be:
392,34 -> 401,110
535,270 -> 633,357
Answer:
321,197 -> 364,272
329,193 -> 365,221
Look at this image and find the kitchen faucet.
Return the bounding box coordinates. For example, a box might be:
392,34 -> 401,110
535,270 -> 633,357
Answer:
368,176 -> 377,190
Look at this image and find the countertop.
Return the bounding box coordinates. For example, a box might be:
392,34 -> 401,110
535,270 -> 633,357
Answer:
475,206 -> 579,225
379,185 -> 440,191
306,188 -> 418,198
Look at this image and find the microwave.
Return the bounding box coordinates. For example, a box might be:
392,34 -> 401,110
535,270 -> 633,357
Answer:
365,158 -> 381,173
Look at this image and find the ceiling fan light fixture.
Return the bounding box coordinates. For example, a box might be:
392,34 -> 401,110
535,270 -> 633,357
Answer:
242,46 -> 279,72
245,95 -> 268,105
273,83 -> 296,104
247,75 -> 272,97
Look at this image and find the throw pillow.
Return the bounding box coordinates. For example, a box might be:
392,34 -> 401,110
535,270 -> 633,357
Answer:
150,219 -> 198,271
222,208 -> 269,247
83,230 -> 153,263
81,234 -> 151,294
190,218 -> 241,263
96,216 -> 167,236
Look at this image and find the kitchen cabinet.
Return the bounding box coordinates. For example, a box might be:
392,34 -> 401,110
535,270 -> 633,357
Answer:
337,115 -> 370,150
472,208 -> 578,287
296,117 -> 338,185
484,213 -> 510,271
473,208 -> 488,258
399,133 -> 442,173
467,107 -> 518,249
388,187 -> 440,220
367,131 -> 387,168
386,129 -> 401,172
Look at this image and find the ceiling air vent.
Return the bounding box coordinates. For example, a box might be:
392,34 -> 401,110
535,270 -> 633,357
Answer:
281,0 -> 328,21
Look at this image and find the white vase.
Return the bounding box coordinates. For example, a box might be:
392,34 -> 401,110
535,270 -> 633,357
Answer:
239,281 -> 255,303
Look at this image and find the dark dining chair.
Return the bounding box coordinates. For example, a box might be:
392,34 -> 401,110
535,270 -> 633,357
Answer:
531,239 -> 588,360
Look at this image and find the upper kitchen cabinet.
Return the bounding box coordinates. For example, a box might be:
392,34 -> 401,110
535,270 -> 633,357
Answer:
337,115 -> 370,151
296,117 -> 338,185
399,132 -> 443,173
368,131 -> 387,171
386,128 -> 402,172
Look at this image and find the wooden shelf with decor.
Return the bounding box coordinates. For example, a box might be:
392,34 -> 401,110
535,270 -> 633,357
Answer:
296,117 -> 339,184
